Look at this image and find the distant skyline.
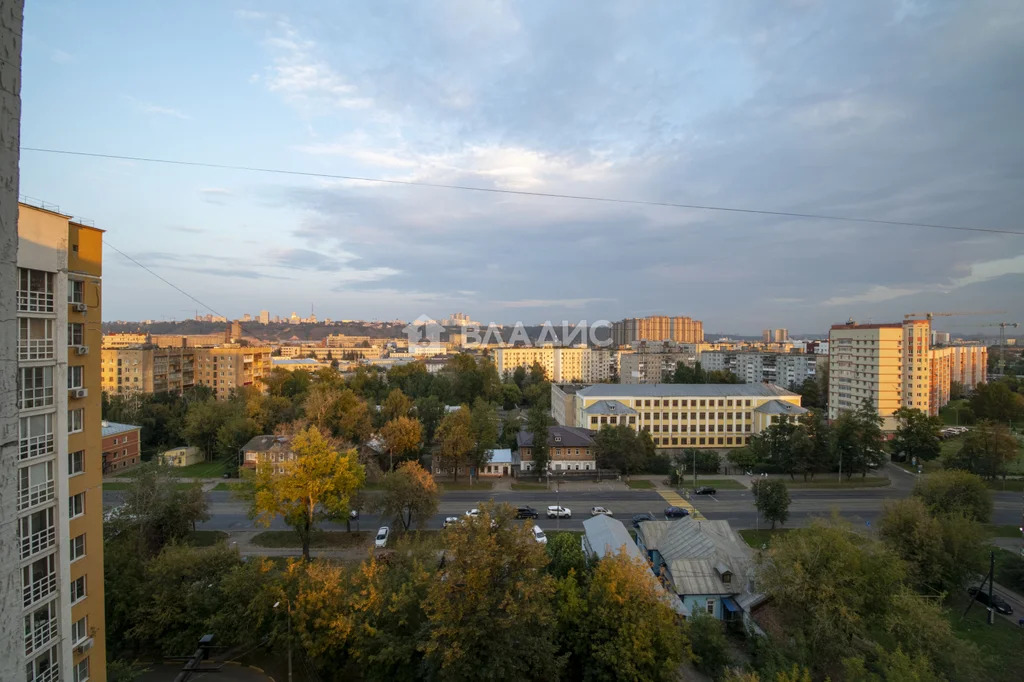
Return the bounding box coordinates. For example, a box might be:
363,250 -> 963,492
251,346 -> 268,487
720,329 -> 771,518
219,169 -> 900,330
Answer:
19,1 -> 1024,333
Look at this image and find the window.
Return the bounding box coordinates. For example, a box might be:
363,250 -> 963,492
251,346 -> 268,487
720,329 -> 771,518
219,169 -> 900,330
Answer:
26,644 -> 60,682
68,279 -> 85,304
68,409 -> 84,434
70,534 -> 86,562
19,414 -> 54,461
71,616 -> 88,645
73,656 -> 90,682
706,598 -> 715,614
17,268 -> 55,313
23,554 -> 58,608
68,323 -> 85,346
19,366 -> 54,409
19,507 -> 55,560
24,601 -> 58,656
70,575 -> 86,603
18,460 -> 54,510
18,318 -> 55,361
68,366 -> 84,390
69,493 -> 85,519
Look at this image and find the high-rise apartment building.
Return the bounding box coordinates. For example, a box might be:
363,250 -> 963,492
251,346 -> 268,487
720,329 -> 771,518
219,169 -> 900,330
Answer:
10,204 -> 106,682
762,328 -> 788,343
701,351 -> 818,388
492,346 -> 618,383
611,315 -> 703,346
259,310 -> 270,325
829,319 -> 987,430
100,346 -> 196,395
193,345 -> 273,399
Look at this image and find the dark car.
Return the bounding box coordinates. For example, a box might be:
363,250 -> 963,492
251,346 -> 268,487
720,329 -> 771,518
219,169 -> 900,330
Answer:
515,506 -> 539,520
664,506 -> 690,518
968,587 -> 1013,615
694,486 -> 716,495
632,513 -> 655,528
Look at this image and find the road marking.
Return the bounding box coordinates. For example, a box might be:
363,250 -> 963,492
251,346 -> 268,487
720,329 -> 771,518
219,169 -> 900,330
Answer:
656,488 -> 705,520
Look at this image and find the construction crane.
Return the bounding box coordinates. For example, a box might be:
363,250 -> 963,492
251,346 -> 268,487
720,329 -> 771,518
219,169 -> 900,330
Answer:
978,322 -> 1020,373
903,310 -> 1006,321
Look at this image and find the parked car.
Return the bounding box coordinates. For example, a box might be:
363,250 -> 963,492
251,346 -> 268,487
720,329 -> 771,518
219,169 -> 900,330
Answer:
515,506 -> 539,519
375,526 -> 390,548
632,512 -> 654,528
968,587 -> 1013,615
349,509 -> 359,520
532,525 -> 548,544
443,516 -> 459,528
591,506 -> 613,516
694,486 -> 716,495
547,505 -> 572,519
465,508 -> 480,518
664,506 -> 690,518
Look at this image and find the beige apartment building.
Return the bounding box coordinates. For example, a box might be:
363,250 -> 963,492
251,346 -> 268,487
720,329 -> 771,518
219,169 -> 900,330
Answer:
11,204 -> 107,682
100,332 -> 148,348
101,346 -> 196,395
829,319 -> 987,430
552,383 -> 804,449
611,315 -> 704,346
193,345 -> 272,399
620,348 -> 695,384
492,346 -> 618,383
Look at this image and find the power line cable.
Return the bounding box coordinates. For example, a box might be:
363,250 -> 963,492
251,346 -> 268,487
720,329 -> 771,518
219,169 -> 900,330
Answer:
22,146 -> 1024,237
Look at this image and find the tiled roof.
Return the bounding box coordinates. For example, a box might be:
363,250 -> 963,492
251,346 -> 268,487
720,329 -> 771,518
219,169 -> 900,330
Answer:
577,383 -> 799,398
516,426 -> 596,448
101,421 -> 140,437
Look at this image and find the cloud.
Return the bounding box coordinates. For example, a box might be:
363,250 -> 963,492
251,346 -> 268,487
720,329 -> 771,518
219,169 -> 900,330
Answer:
199,187 -> 232,204
496,298 -> 615,309
821,285 -> 926,307
50,49 -> 73,64
168,225 -> 206,234
271,247 -> 358,270
121,95 -> 190,120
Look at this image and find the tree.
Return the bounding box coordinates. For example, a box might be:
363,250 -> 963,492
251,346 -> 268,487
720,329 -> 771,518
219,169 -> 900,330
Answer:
727,447 -> 758,474
832,399 -> 886,478
423,503 -> 560,680
912,469 -> 992,522
379,416 -> 422,472
435,405 -> 474,481
797,409 -> 832,479
748,419 -> 799,476
414,395 -> 445,443
567,551 -> 690,682
183,398 -> 237,459
499,381 -> 522,409
751,479 -> 791,529
526,403 -> 553,476
969,381 -> 1024,422
381,387 -> 413,424
792,377 -> 822,410
690,612 -> 732,678
109,463 -> 210,556
891,407 -> 942,463
675,449 -> 721,481
377,461 -> 439,531
594,423 -> 646,477
945,420 -> 1019,479
245,425 -> 365,560
468,397 -> 500,479
335,388 -> 374,444
546,530 -> 590,579
877,498 -> 948,592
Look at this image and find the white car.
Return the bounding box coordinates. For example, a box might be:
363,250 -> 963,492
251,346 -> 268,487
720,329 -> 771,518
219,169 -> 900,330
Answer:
465,508 -> 480,518
547,505 -> 572,519
532,525 -> 548,544
443,516 -> 460,528
374,526 -> 390,548
591,506 -> 612,517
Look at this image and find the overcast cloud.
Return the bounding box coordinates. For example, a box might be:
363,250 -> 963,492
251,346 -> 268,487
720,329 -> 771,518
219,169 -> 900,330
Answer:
18,0 -> 1024,334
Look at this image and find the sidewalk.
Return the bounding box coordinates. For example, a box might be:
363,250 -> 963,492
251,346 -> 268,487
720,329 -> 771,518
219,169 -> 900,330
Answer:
224,530 -> 373,561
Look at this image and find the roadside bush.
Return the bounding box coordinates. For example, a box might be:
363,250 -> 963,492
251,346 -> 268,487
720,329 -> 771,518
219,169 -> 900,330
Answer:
689,612 -> 732,678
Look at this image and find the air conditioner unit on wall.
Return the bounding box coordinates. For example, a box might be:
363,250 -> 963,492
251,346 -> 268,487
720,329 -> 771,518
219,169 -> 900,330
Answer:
75,345 -> 89,355
70,388 -> 88,399
74,637 -> 94,655
73,302 -> 88,313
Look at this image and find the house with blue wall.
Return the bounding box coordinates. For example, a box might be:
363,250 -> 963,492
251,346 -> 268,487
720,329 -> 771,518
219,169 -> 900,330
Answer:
635,517 -> 760,624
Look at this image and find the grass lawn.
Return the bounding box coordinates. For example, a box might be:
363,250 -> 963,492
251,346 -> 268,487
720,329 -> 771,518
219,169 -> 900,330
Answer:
625,479 -> 655,489
511,482 -> 549,491
993,547 -> 1024,593
172,460 -> 228,478
947,593 -> 1024,682
439,480 -> 494,492
739,528 -> 792,549
986,525 -> 1024,539
678,478 -> 746,491
186,530 -> 228,547
988,479 -> 1024,492
785,476 -> 890,489
251,530 -> 370,549
102,482 -> 130,490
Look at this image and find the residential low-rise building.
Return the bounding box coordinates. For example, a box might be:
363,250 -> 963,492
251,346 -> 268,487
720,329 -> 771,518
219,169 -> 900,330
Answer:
240,435 -> 294,473
101,332 -> 149,348
271,357 -> 329,372
101,421 -> 142,474
101,346 -> 196,395
478,448 -> 513,477
515,425 -> 598,472
159,446 -> 202,468
193,345 -> 272,400
620,345 -> 696,384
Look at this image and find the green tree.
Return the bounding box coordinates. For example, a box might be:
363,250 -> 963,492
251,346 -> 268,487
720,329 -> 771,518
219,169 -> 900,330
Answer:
109,463 -> 210,555
751,478 -> 791,529
546,530 -> 590,579
423,503 -> 560,681
377,461 -> 439,531
414,395 -> 445,443
183,398 -> 237,459
690,612 -> 732,678
435,405 -> 474,481
891,407 -> 942,463
727,447 -> 759,474
912,469 -> 992,522
379,415 -> 422,471
500,381 -> 522,409
832,399 -> 886,478
969,381 -> 1024,422
526,402 -> 554,476
797,409 -> 832,479
381,387 -> 413,424
945,420 -> 1020,479
748,418 -> 799,476
594,423 -> 647,477
468,397 -> 500,479
245,425 -> 365,560
336,388 -> 374,444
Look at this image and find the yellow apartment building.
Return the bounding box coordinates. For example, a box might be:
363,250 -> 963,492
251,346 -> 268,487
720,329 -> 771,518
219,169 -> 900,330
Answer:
552,383 -> 804,449
193,345 -> 272,399
14,203 -> 106,682
101,346 -> 196,395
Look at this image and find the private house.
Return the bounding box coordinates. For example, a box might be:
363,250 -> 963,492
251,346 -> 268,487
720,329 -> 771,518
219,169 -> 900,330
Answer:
158,446 -> 202,468
478,448 -> 513,477
635,517 -> 759,624
240,435 -> 294,473
515,425 -> 597,473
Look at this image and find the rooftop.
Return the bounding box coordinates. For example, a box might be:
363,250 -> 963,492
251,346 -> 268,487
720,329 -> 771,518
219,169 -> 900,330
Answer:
241,435 -> 292,452
577,383 -> 799,398
583,400 -> 638,415
101,421 -> 141,437
637,518 -> 754,596
583,514 -> 644,561
516,425 -> 596,448
752,399 -> 809,416
487,448 -> 513,464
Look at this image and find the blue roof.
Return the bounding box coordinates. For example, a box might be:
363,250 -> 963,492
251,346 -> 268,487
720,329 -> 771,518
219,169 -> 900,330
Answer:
101,421 -> 140,437
487,448 -> 513,464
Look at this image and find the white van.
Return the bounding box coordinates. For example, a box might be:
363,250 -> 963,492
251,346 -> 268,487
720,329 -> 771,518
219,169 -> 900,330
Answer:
532,525 -> 548,544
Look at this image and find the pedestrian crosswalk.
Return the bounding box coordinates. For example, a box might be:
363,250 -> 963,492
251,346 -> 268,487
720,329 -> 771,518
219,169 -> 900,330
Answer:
655,487 -> 705,520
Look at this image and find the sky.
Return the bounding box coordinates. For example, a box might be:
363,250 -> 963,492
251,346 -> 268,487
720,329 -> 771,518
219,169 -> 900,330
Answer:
18,0 -> 1024,335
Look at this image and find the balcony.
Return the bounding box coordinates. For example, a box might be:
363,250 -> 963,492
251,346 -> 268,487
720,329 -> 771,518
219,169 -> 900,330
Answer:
27,662 -> 60,682
24,613 -> 58,657
20,432 -> 54,461
20,526 -> 56,560
18,479 -> 55,512
23,570 -> 57,608
17,290 -> 55,314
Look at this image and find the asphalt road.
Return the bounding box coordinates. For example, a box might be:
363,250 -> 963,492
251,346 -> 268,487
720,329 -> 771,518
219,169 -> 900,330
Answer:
102,466 -> 1023,534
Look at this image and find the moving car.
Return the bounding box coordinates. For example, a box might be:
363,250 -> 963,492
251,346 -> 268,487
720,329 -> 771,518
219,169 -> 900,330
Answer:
532,525 -> 548,544
591,506 -> 613,516
465,508 -> 480,518
443,516 -> 460,528
374,526 -> 390,548
968,587 -> 1013,615
515,506 -> 539,519
632,513 -> 654,528
546,505 -> 572,519
694,486 -> 716,495
349,509 -> 359,520
664,506 -> 690,519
